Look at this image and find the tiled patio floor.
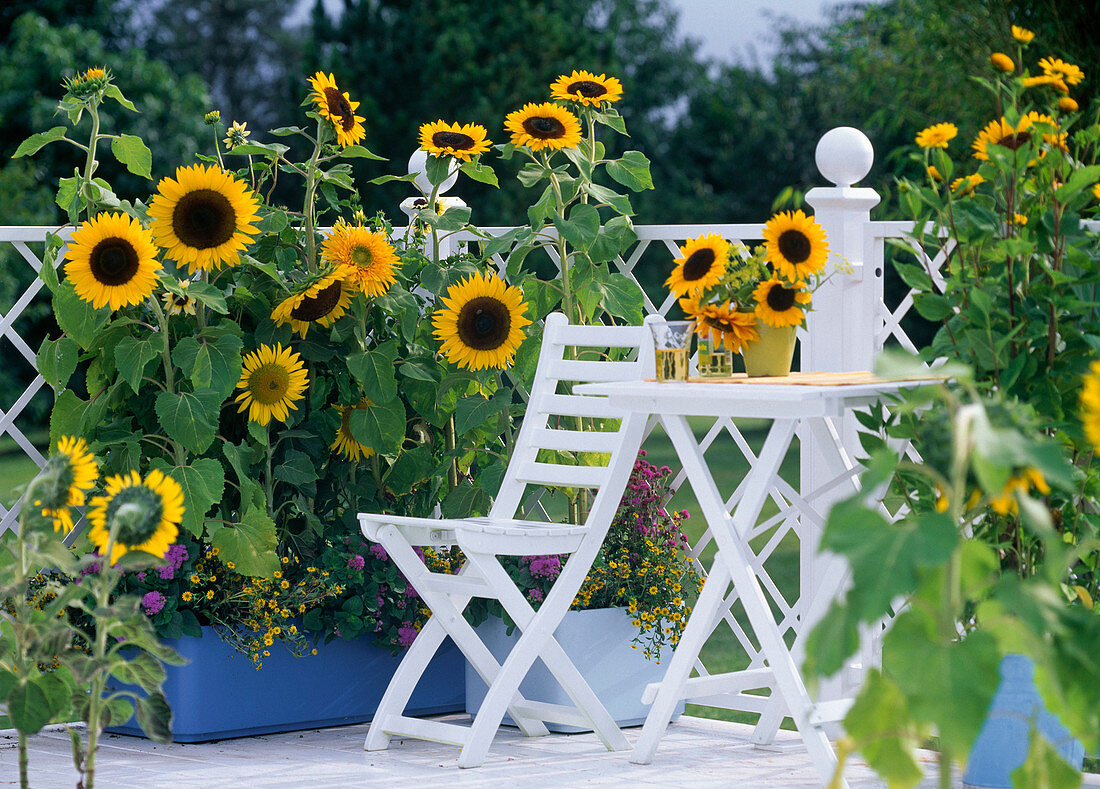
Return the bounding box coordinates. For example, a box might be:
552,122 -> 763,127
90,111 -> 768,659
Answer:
3,714 -> 961,788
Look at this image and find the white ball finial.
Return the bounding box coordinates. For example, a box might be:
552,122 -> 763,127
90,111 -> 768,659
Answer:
815,127 -> 874,188
408,149 -> 458,196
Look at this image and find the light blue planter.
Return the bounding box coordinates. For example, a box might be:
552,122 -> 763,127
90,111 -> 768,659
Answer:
963,654 -> 1084,788
465,606 -> 683,733
108,626 -> 465,742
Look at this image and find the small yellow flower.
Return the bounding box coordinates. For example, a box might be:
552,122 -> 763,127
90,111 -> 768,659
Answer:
182,591 -> 193,602
927,165 -> 943,182
206,590 -> 215,600
1058,97 -> 1079,113
1012,213 -> 1028,225
274,570 -> 282,578
1011,25 -> 1034,44
223,120 -> 251,151
1092,184 -> 1100,201
226,561 -> 235,570
281,557 -> 289,564
915,122 -> 958,149
280,580 -> 290,589
990,53 -> 1014,73
950,173 -> 986,195
190,574 -> 200,584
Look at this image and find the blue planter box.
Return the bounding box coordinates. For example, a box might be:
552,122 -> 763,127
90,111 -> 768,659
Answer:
964,654 -> 1084,788
465,607 -> 683,733
109,626 -> 465,742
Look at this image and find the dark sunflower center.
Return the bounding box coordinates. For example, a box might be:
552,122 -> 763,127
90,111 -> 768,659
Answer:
290,281 -> 342,322
250,364 -> 290,405
766,284 -> 798,311
456,296 -> 511,351
997,132 -> 1032,151
172,294 -> 192,307
568,80 -> 607,98
682,248 -> 716,281
777,230 -> 811,264
523,116 -> 566,139
89,238 -> 140,286
105,485 -> 164,547
323,86 -> 356,131
432,131 -> 475,150
172,189 -> 237,250
704,316 -> 733,332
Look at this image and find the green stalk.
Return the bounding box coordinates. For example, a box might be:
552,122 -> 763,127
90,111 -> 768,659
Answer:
18,732 -> 27,788
264,424 -> 275,519
302,120 -> 325,275
544,156 -> 576,324
80,102 -> 103,216
148,296 -> 186,466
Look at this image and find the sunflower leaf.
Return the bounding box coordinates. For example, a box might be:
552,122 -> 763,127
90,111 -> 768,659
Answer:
459,160 -> 498,187
154,389 -> 222,455
103,84 -> 137,112
230,142 -> 289,158
606,151 -> 653,192
554,203 -> 601,250
348,397 -> 405,457
114,335 -> 160,394
339,144 -> 386,160
592,109 -> 628,136
172,334 -> 242,400
54,280 -> 111,350
584,183 -> 633,217
13,126 -> 69,158
150,458 -> 225,538
348,341 -> 398,404
209,512 -> 279,579
36,335 -> 79,391
110,134 -> 152,180
182,281 -> 228,314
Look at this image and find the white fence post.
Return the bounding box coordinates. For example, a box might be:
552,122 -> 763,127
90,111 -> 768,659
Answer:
798,128 -> 881,694
400,149 -> 466,259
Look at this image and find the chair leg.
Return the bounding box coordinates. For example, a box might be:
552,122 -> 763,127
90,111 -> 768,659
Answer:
365,614 -> 448,751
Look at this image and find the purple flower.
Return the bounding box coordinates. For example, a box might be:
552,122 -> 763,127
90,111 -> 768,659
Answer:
347,554 -> 365,571
157,544 -> 189,580
370,544 -> 388,561
141,591 -> 166,616
527,588 -> 544,603
525,555 -> 562,580
135,571 -> 146,582
397,623 -> 417,648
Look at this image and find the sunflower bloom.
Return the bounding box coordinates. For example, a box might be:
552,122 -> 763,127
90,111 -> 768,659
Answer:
665,234 -> 728,296
549,70 -> 624,107
1081,361 -> 1100,451
34,436 -> 97,534
234,344 -> 310,426
418,120 -> 491,161
271,269 -> 354,338
432,272 -> 531,370
989,53 -> 1014,73
320,220 -> 398,297
762,211 -> 829,282
223,121 -> 251,151
162,281 -> 197,316
915,123 -> 958,149
679,295 -> 758,353
308,71 -> 366,147
504,103 -> 582,151
950,173 -> 987,195
331,399 -> 376,461
148,164 -> 261,274
1058,97 -> 1079,113
971,113 -> 1055,160
753,277 -> 811,328
1039,57 -> 1084,87
1011,26 -> 1034,44
88,469 -> 184,566
64,212 -> 161,311
1022,74 -> 1069,93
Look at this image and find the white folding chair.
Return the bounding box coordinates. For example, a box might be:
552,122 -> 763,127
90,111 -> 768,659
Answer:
359,312 -> 656,767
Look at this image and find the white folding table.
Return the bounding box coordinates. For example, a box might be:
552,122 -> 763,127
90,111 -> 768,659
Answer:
574,373 -> 927,786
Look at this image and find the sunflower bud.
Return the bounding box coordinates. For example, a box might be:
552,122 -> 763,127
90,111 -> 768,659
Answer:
990,53 -> 1015,73
63,66 -> 112,102
1011,25 -> 1034,44
223,120 -> 250,150
204,110 -> 221,125
1057,97 -> 1079,113
927,165 -> 943,182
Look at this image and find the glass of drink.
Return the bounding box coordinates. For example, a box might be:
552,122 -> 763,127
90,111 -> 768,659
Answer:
649,321 -> 692,382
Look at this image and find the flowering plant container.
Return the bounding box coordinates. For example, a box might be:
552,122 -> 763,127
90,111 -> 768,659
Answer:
109,626 -> 465,742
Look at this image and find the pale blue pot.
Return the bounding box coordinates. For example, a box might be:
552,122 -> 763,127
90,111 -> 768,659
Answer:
465,606 -> 683,733
963,654 -> 1084,788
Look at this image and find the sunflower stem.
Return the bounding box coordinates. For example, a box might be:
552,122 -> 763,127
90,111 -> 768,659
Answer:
80,101 -> 103,218
264,423 -> 275,519
148,295 -> 186,465
302,120 -> 325,276
544,154 -> 576,325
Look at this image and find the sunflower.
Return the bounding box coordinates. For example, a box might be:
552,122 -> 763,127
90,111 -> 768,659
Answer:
1081,361 -> 1100,451
762,211 -> 829,282
989,53 -> 1014,73
504,103 -> 582,151
1039,57 -> 1084,87
753,277 -> 812,328
271,269 -> 354,338
972,112 -> 1058,161
665,234 -> 728,297
418,120 -> 492,161
915,123 -> 958,149
331,399 -> 376,461
148,164 -> 261,274
549,70 -> 624,107
64,212 -> 161,311
161,281 -> 197,316
308,71 -> 366,148
234,344 -> 310,426
679,295 -> 758,353
1011,25 -> 1034,44
432,271 -> 531,370
88,469 -> 184,566
320,220 -> 399,297
34,436 -> 97,534
950,173 -> 987,195
1022,74 -> 1068,93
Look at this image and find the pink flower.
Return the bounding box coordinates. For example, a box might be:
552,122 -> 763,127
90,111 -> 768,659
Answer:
369,544 -> 388,561
348,554 -> 365,570
141,591 -> 166,616
397,623 -> 417,648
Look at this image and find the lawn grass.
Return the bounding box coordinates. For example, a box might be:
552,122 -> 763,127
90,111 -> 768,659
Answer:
0,432 -> 46,509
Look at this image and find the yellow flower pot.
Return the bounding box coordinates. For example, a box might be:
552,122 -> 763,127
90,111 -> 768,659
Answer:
740,323 -> 797,377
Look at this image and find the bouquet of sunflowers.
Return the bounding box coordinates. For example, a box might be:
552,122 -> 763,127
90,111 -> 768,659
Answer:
664,211 -> 832,358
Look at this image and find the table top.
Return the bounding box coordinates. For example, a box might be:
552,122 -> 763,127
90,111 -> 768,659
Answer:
574,374 -> 938,419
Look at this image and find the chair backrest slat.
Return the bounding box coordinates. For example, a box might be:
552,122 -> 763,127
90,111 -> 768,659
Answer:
490,313 -> 657,524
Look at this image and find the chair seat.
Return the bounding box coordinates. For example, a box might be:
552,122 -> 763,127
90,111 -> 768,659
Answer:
359,512 -> 589,555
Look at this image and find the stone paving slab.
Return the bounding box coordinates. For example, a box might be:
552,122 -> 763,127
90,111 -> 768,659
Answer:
0,713 -> 1035,788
